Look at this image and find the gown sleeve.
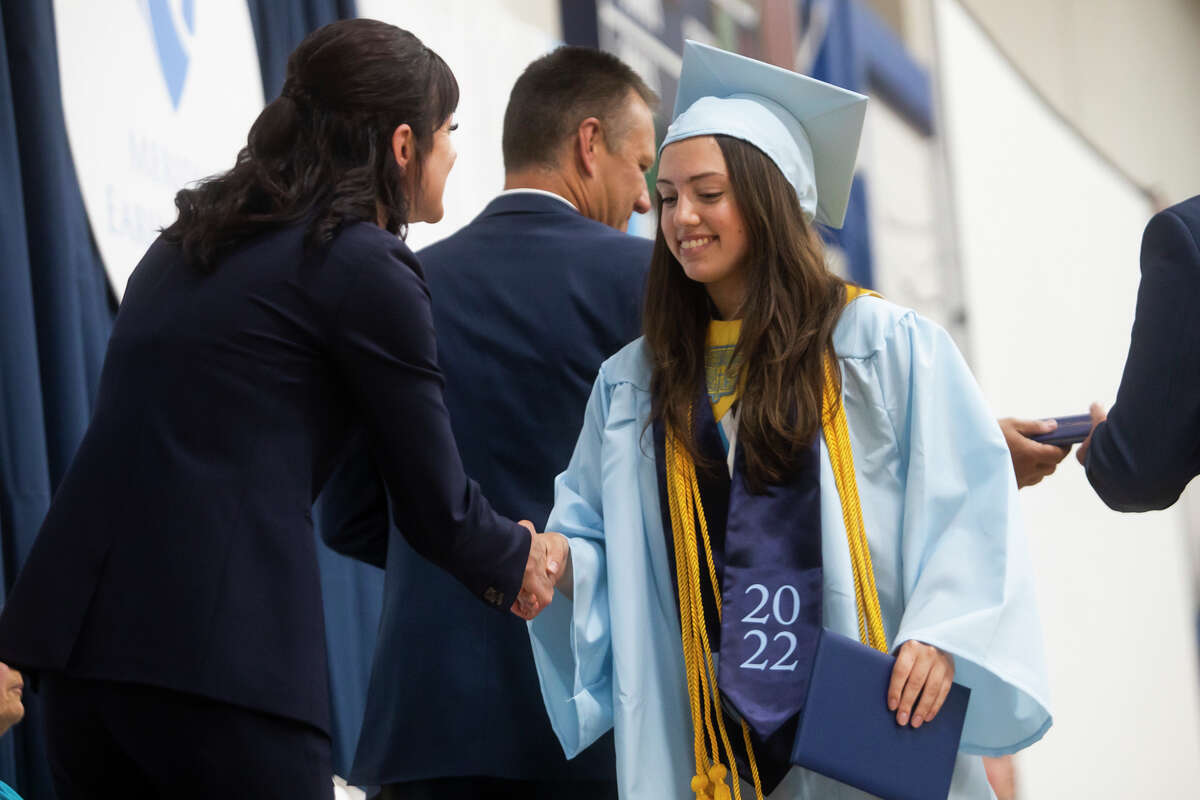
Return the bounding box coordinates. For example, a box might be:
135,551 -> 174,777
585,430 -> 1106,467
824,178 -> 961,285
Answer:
875,311 -> 1053,756
527,370 -> 616,758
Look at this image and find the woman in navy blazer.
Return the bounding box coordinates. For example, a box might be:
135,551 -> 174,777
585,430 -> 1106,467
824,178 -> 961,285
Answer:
1079,195 -> 1200,510
0,20 -> 562,799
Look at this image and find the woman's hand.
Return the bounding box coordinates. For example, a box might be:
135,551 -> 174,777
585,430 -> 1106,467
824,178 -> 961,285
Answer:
887,640 -> 955,728
511,522 -> 570,620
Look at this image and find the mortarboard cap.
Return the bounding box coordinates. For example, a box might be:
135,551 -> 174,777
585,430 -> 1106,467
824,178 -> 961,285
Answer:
661,40 -> 868,228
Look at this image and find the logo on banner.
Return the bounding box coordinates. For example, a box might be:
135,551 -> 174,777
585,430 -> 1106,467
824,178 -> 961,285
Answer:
54,0 -> 263,299
147,0 -> 196,109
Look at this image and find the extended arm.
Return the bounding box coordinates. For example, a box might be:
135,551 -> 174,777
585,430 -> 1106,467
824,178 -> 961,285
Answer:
527,370 -> 616,757
1085,208 -> 1200,511
329,233 -> 534,611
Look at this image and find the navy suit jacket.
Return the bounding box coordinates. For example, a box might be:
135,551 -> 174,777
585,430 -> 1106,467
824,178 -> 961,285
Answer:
0,221 -> 529,734
324,193 -> 651,783
1086,195 -> 1200,510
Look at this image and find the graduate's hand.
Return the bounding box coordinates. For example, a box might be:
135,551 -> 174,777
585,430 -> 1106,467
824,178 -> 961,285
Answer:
1075,402 -> 1108,466
554,537 -> 575,601
998,417 -> 1071,488
888,640 -> 955,729
510,522 -> 569,621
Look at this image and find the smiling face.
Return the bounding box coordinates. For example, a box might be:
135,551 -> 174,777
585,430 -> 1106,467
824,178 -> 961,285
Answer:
656,135 -> 751,319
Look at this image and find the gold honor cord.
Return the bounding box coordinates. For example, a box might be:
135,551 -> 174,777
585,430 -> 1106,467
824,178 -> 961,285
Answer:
820,351 -> 888,654
666,287 -> 887,800
666,422 -> 760,800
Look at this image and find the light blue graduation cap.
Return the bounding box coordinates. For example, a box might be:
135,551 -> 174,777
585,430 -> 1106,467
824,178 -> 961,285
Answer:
661,40 -> 868,229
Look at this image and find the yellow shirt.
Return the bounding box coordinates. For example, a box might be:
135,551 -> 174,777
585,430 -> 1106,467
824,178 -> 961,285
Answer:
705,318 -> 742,423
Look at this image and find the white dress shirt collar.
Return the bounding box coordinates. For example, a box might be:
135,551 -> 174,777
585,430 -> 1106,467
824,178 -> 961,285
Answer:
495,188 -> 578,212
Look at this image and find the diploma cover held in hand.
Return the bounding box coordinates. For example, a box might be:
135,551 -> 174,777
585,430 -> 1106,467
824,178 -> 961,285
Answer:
1029,414 -> 1092,446
791,629 -> 971,800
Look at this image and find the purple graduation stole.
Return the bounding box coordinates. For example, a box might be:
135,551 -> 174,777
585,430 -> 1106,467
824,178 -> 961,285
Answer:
719,428 -> 823,738
654,396 -> 823,792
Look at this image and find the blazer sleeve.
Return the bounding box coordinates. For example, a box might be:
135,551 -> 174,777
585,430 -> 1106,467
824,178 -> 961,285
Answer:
315,432 -> 389,569
1086,207 -> 1200,511
326,230 -> 530,610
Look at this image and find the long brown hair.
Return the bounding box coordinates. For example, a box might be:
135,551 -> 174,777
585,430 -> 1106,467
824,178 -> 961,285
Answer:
644,135 -> 847,492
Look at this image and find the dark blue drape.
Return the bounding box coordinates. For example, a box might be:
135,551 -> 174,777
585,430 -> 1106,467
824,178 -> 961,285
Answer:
0,1 -> 376,794
247,0 -> 358,100
0,1 -> 117,796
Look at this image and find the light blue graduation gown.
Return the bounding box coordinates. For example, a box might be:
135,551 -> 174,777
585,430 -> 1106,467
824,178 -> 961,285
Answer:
528,296 -> 1052,799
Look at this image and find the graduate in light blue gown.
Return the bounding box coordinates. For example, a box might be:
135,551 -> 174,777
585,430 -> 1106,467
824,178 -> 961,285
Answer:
528,42 -> 1051,800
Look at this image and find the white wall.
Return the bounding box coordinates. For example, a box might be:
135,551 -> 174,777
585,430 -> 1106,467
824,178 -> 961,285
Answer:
954,0 -> 1200,207
934,0 -> 1200,795
356,0 -> 559,252
861,98 -> 964,340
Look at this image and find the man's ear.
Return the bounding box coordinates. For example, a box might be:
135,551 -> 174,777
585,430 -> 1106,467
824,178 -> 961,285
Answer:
574,117 -> 603,178
391,123 -> 414,168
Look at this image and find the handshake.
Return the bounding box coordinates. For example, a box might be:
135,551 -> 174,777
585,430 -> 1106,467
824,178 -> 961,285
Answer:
511,521 -> 571,620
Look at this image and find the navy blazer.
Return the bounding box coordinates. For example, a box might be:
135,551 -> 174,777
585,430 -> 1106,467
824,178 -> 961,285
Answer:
0,221 -> 529,734
1086,195 -> 1200,511
324,193 -> 651,783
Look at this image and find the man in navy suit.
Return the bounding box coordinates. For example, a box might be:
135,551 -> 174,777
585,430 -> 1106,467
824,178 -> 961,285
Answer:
1078,195 -> 1200,510
323,48 -> 658,798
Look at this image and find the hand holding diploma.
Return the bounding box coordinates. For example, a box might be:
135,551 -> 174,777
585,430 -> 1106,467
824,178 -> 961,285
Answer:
888,640 -> 956,729
511,521 -> 571,620
998,417 -> 1073,487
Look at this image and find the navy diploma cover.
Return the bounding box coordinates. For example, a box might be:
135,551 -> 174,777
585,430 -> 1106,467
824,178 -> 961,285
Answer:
792,629 -> 971,800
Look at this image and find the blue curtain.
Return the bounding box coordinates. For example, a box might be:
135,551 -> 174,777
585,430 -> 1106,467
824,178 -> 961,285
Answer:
247,0 -> 358,99
0,1 -> 377,794
0,1 -> 117,795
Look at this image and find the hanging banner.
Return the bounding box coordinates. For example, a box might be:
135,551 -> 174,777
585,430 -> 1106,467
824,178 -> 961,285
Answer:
54,0 -> 263,299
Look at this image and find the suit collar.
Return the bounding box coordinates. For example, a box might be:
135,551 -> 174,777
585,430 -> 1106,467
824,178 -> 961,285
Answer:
476,191 -> 585,221
496,188 -> 578,211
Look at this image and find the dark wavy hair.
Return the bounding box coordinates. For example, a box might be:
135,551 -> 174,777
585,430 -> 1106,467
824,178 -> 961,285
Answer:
644,135 -> 847,492
162,19 -> 458,270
